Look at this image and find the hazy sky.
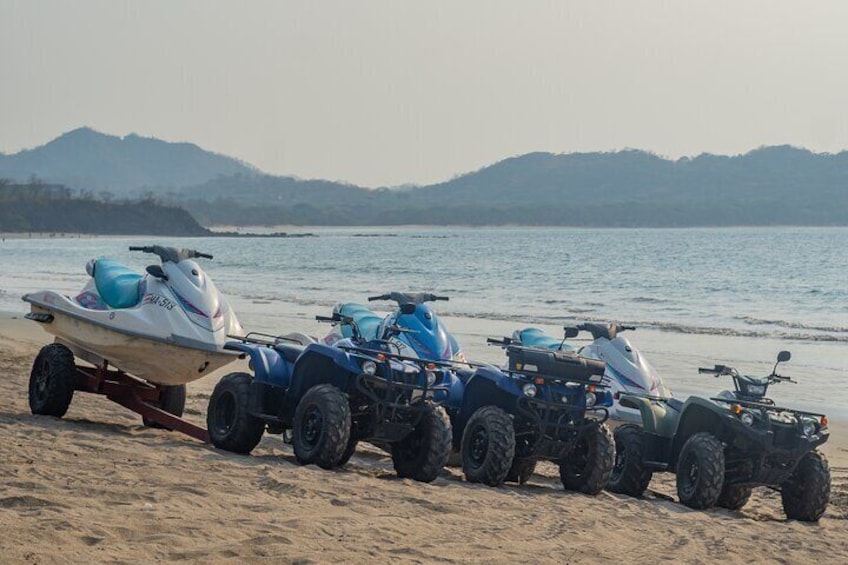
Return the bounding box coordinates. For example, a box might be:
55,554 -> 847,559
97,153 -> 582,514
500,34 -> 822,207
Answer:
2,1 -> 848,187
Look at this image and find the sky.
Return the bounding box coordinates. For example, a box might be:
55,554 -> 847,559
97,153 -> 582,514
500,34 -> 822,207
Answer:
2,1 -> 848,187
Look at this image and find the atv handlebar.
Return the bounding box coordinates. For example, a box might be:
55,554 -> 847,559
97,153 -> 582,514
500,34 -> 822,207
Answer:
487,337 -> 514,347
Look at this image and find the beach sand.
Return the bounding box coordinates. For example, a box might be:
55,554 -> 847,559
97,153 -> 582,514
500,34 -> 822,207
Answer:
1,313 -> 847,563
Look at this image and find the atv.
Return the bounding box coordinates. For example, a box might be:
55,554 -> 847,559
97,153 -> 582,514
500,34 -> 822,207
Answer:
608,351 -> 831,521
446,334 -> 616,493
205,313 -> 455,483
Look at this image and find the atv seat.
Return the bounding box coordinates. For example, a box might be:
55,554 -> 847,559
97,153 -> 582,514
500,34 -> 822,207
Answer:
337,303 -> 383,341
92,259 -> 144,309
513,328 -> 574,351
274,343 -> 305,364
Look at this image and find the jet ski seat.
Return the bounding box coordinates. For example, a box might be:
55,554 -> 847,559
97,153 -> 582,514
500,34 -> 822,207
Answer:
92,259 -> 144,309
513,328 -> 574,351
336,303 -> 383,341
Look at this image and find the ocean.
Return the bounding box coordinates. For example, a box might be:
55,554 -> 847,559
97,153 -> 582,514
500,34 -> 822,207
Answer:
2,227 -> 846,416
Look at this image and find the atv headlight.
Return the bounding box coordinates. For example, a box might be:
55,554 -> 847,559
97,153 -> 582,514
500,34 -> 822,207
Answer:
740,411 -> 755,426
585,391 -> 597,408
362,360 -> 377,376
522,383 -> 537,398
425,370 -> 437,386
801,418 -> 817,437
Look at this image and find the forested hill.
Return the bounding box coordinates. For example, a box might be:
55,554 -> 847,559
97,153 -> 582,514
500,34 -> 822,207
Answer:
179,146 -> 848,227
0,127 -> 255,195
5,127 -> 848,227
0,181 -> 210,236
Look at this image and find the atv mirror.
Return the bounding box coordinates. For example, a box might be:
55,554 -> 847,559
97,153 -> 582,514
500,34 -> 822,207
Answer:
563,327 -> 579,338
777,350 -> 791,363
400,303 -> 416,315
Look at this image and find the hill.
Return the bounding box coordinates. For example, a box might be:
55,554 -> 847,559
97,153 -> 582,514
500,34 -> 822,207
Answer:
0,127 -> 256,195
178,146 -> 848,227
5,128 -> 848,226
0,180 -> 210,236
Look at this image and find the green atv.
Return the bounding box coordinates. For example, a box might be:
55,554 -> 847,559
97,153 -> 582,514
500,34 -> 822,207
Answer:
608,351 -> 831,521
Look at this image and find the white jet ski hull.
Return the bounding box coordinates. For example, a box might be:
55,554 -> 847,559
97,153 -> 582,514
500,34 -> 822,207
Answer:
25,293 -> 238,386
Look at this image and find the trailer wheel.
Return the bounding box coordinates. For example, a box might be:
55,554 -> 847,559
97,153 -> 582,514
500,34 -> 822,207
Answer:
560,422 -> 614,495
607,424 -> 653,497
676,432 -> 725,510
506,457 -> 537,485
143,385 -> 186,429
391,403 -> 452,483
781,450 -> 830,521
461,406 -> 515,486
207,373 -> 265,454
29,343 -> 76,417
293,384 -> 351,470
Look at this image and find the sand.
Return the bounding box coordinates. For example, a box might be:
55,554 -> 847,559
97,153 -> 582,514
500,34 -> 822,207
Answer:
1,313 -> 847,564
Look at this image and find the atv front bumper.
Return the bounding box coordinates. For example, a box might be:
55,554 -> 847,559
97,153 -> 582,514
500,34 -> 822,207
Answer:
722,415 -> 829,486
514,395 -> 608,460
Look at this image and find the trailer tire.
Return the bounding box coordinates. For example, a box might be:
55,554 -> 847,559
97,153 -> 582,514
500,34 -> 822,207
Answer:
29,343 -> 76,418
207,373 -> 265,454
143,384 -> 187,428
392,403 -> 452,483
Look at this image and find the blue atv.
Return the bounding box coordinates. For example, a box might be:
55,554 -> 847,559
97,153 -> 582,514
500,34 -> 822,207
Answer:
205,313 -> 454,483
452,335 -> 615,492
327,292 -> 616,492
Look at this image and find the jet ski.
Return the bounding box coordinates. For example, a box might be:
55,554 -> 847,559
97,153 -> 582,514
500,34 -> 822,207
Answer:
22,245 -> 243,386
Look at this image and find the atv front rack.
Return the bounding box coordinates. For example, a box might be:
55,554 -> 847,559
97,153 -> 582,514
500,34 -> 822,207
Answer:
709,396 -> 827,419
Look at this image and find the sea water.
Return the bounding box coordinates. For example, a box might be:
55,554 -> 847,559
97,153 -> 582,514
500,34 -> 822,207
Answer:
1,227 -> 846,415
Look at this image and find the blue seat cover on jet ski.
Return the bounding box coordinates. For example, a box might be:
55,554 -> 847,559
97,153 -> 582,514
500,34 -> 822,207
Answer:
517,328 -> 574,351
93,259 -> 144,309
337,303 -> 383,341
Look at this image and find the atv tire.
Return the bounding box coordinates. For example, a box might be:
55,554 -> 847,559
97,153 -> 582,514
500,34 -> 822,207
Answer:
338,423 -> 358,466
29,343 -> 76,417
781,450 -> 830,521
560,422 -> 615,495
391,403 -> 452,483
717,483 -> 753,511
607,424 -> 653,497
143,384 -> 187,429
207,372 -> 265,454
676,432 -> 725,510
506,457 -> 537,485
293,384 -> 351,470
461,406 -> 515,486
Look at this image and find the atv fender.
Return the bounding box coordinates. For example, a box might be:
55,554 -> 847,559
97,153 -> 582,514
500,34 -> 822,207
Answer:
225,341 -> 291,387
458,366 -> 523,423
670,398 -> 726,467
286,343 -> 364,401
618,395 -> 678,437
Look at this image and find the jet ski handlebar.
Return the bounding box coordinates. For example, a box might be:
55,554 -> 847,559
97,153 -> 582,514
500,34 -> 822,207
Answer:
129,246 -> 213,262
368,292 -> 449,305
